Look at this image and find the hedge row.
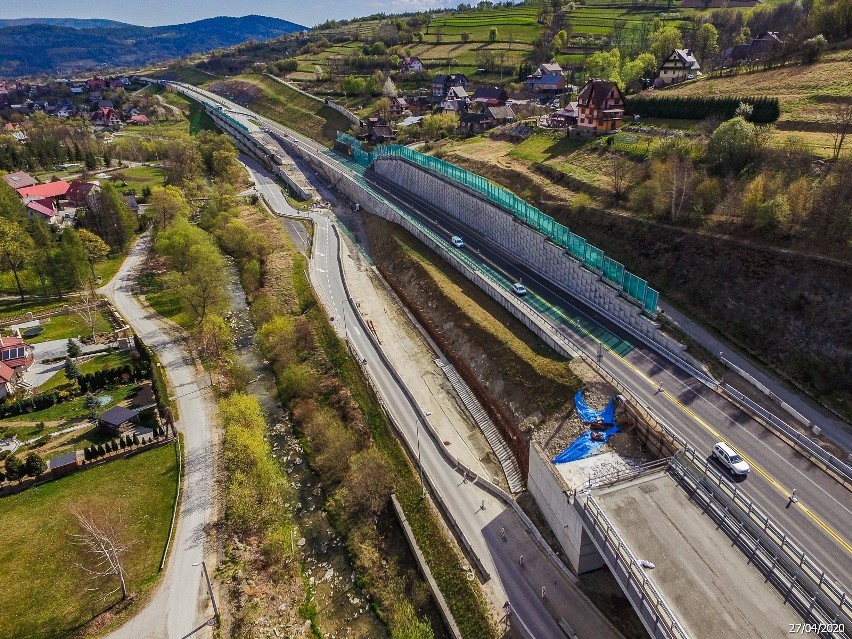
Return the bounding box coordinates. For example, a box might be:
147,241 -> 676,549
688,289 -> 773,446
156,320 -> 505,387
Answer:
0,393 -> 59,418
625,95 -> 780,123
78,363 -> 151,393
133,334 -> 170,414
83,427 -> 168,460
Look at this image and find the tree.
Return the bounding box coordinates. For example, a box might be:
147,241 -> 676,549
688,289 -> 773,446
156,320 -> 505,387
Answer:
830,97 -> 852,161
382,77 -> 398,98
621,53 -> 656,87
461,31 -> 471,43
77,228 -> 110,280
67,338 -> 82,358
81,183 -> 134,251
708,117 -> 768,172
609,153 -> 636,200
148,185 -> 191,229
195,314 -> 233,359
178,243 -> 229,325
4,455 -> 24,482
65,357 -> 80,380
72,508 -> 133,601
155,217 -> 210,275
0,218 -> 34,301
489,27 -> 498,42
84,392 -> 99,418
24,452 -> 47,477
584,48 -> 622,85
800,34 -> 827,64
0,179 -> 25,218
650,26 -> 683,66
695,23 -> 718,64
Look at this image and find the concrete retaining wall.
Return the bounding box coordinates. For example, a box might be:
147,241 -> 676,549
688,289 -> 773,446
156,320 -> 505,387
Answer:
528,442 -> 604,574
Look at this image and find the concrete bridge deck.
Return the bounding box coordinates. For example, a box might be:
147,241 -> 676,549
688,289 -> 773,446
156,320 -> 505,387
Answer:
594,472 -> 816,639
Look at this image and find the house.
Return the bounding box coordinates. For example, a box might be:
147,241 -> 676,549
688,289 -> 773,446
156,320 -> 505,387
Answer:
16,180 -> 70,201
459,111 -> 492,133
576,79 -> 625,133
365,118 -> 396,143
398,115 -> 424,128
536,61 -> 564,77
128,114 -> 150,125
550,102 -> 579,128
50,451 -> 80,478
86,78 -> 106,91
98,405 -> 140,436
658,49 -> 700,85
97,99 -> 114,109
486,104 -> 515,125
406,95 -> 433,116
722,32 -> 783,68
91,107 -> 121,127
525,74 -> 567,94
431,73 -> 469,98
439,86 -> 470,113
472,86 -> 509,107
388,97 -> 408,119
0,336 -> 33,396
70,86 -> 85,95
66,180 -> 99,206
399,56 -> 424,72
2,171 -> 38,190
25,199 -> 58,225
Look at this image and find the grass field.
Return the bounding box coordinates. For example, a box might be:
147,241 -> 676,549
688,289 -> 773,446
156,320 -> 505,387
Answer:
1,383 -> 141,425
205,74 -> 352,144
147,66 -> 222,86
426,5 -> 543,43
39,350 -> 136,394
25,309 -> 112,344
109,165 -> 166,193
0,443 -> 179,639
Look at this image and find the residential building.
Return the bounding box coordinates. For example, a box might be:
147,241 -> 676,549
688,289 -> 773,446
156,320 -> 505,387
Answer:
439,85 -> 470,113
550,102 -> 579,128
431,73 -> 469,98
128,114 -> 150,125
365,118 -> 396,143
536,61 -> 564,77
722,32 -> 783,68
66,180 -> 99,206
400,56 -> 424,72
658,49 -> 700,84
388,97 -> 408,119
16,180 -> 70,201
576,79 -> 625,133
91,107 -> 121,126
0,336 -> 33,397
2,171 -> 38,190
486,104 -> 515,126
472,86 -> 509,107
525,74 -> 567,94
25,199 -> 58,225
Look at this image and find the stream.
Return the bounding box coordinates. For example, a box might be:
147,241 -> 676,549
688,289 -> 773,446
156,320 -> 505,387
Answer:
224,258 -> 387,638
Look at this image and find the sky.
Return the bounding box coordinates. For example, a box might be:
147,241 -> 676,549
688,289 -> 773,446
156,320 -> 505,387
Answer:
0,0 -> 457,28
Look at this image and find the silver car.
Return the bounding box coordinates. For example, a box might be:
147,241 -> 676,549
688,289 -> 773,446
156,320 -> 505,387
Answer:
712,441 -> 750,476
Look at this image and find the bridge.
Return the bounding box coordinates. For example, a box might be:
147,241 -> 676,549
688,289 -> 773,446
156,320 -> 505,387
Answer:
165,81 -> 851,638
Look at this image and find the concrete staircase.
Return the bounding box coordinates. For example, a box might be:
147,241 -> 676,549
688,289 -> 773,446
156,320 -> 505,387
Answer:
435,358 -> 524,494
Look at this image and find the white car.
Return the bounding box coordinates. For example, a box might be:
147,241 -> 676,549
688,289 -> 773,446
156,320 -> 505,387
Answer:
512,282 -> 527,296
712,441 -> 750,476
451,236 -> 465,248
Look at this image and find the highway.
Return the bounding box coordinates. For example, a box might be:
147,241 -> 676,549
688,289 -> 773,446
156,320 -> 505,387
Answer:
365,169 -> 852,585
243,148 -> 626,639
171,80 -> 850,617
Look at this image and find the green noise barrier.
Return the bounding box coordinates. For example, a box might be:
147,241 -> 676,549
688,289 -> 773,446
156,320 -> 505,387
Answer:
337,132 -> 659,314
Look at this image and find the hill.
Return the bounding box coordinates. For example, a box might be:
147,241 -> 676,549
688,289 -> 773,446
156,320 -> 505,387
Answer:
0,18 -> 130,29
0,15 -> 307,77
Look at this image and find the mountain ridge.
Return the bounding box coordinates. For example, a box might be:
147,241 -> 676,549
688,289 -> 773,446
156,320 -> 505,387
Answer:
0,15 -> 307,77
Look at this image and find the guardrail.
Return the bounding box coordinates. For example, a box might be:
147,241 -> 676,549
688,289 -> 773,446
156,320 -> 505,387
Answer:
575,492 -> 691,639
670,451 -> 850,638
721,384 -> 851,487
584,458 -> 671,490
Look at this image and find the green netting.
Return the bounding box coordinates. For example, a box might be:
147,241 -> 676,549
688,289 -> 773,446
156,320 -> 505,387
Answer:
218,110 -> 248,133
335,132 -> 660,314
603,256 -> 624,287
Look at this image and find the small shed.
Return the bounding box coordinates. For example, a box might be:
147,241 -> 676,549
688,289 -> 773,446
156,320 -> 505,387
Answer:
50,451 -> 80,477
98,406 -> 139,436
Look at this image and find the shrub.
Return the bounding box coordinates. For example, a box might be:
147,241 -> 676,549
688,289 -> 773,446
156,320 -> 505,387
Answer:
24,452 -> 47,477
4,456 -> 24,482
626,95 -> 779,124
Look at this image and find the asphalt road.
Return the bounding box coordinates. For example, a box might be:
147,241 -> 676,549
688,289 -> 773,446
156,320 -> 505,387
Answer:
171,79 -> 851,616
365,171 -> 852,586
100,235 -> 216,639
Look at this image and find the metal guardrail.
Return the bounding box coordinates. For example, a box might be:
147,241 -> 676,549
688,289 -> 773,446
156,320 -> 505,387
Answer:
575,493 -> 691,639
721,384 -> 852,486
584,458 -> 671,490
670,451 -> 850,638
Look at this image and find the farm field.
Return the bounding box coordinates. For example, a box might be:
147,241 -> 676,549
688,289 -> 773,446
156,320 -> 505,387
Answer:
0,443 -> 179,639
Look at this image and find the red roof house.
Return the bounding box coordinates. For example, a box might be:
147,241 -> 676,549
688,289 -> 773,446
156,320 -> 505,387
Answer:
0,336 -> 33,370
128,114 -> 150,125
26,200 -> 57,224
67,180 -> 98,205
16,180 -> 70,200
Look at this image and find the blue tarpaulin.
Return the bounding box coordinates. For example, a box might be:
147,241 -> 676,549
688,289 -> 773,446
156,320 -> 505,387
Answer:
574,391 -> 615,425
552,425 -> 620,464
551,392 -> 619,464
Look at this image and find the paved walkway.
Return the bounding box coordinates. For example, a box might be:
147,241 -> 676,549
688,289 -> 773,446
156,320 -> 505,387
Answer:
660,301 -> 852,453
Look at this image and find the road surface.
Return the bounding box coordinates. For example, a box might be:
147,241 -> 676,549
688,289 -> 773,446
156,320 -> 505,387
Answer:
100,235 -> 216,639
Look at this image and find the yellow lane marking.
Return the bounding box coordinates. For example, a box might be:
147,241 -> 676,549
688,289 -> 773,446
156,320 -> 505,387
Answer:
537,298 -> 852,556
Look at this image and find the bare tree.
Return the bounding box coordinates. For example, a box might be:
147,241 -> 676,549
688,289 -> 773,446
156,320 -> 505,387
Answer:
72,508 -> 133,602
609,153 -> 636,200
669,155 -> 695,223
831,98 -> 852,161
76,285 -> 102,341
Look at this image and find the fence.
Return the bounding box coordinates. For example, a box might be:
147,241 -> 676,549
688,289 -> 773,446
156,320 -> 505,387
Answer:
670,449 -> 851,637
337,132 -> 660,313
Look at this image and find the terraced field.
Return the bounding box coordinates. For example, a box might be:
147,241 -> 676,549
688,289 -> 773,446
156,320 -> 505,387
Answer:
425,5 -> 543,43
